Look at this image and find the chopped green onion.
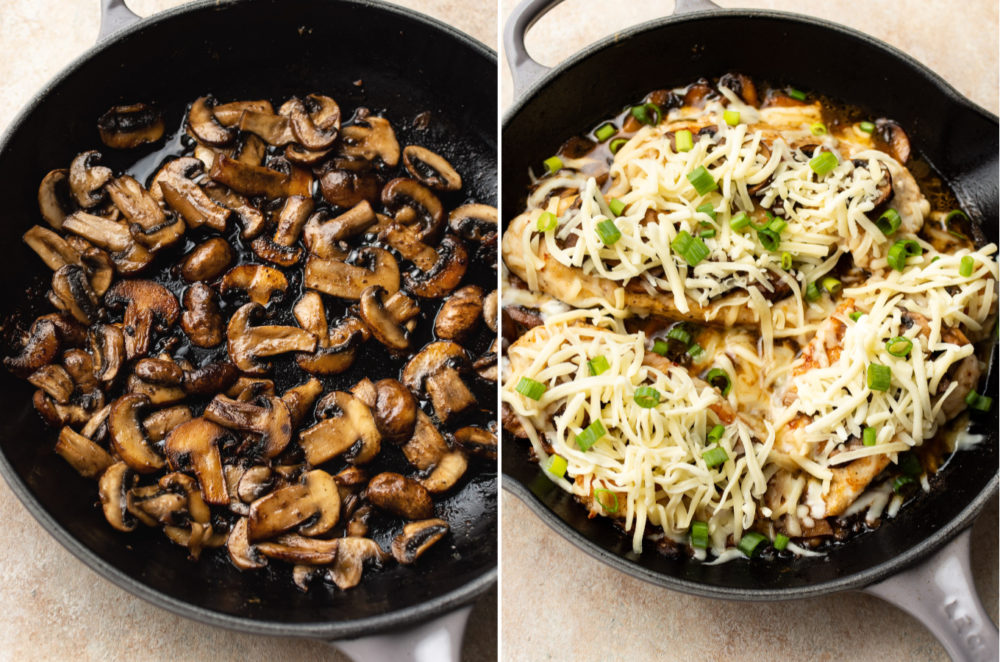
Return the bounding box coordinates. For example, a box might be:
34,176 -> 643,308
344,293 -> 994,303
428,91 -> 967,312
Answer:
596,219 -> 621,246
859,121 -> 875,133
545,454 -> 567,478
687,343 -> 704,360
887,239 -> 923,272
707,424 -> 725,445
960,255 -> 975,277
757,227 -> 780,251
892,476 -> 915,494
690,521 -> 710,549
876,208 -> 901,235
666,326 -> 692,345
588,355 -> 610,376
608,198 -> 626,217
609,138 -> 629,154
767,217 -> 787,234
805,281 -> 821,302
773,533 -> 790,551
686,166 -> 718,195
944,209 -> 968,238
702,446 -> 729,468
809,151 -> 838,176
821,277 -> 841,296
899,452 -> 922,477
931,256 -> 941,263
781,252 -> 793,270
867,363 -> 892,391
543,155 -> 563,174
675,129 -> 694,152
810,122 -> 828,136
849,311 -> 865,322
515,377 -> 546,400
706,368 -> 732,396
730,212 -> 751,232
788,88 -> 807,101
700,228 -> 716,239
536,211 -> 558,232
594,123 -> 616,142
862,427 -> 877,446
652,339 -> 669,356
696,202 -> 717,221
965,389 -> 993,412
723,109 -> 740,126
885,336 -> 913,357
634,386 -> 661,408
593,488 -> 619,513
576,420 -> 607,451
737,531 -> 767,557
671,230 -> 711,267
630,102 -> 661,126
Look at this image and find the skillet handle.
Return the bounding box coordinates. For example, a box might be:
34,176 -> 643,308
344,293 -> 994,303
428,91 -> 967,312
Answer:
98,0 -> 142,42
331,606 -> 472,662
862,528 -> 997,662
503,0 -> 722,97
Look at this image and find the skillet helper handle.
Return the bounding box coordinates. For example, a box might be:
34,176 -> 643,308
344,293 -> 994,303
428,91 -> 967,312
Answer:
98,0 -> 142,42
862,528 -> 998,662
503,0 -> 722,97
332,605 -> 472,662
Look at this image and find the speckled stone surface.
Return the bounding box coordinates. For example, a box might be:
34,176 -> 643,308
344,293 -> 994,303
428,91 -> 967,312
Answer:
499,1 -> 997,661
0,1 -> 496,660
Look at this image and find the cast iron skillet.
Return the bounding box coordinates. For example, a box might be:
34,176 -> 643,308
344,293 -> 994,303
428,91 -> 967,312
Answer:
502,1 -> 997,659
0,0 -> 496,658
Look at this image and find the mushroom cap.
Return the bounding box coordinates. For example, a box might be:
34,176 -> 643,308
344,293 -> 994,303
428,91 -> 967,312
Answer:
359,285 -> 409,350
164,417 -> 229,505
98,462 -> 136,532
220,264 -> 288,306
98,103 -> 165,150
203,393 -> 293,459
299,391 -> 381,466
181,237 -> 234,282
37,169 -> 72,229
304,247 -> 400,300
104,279 -> 180,327
365,472 -> 434,520
69,150 -> 112,208
391,518 -> 449,565
448,203 -> 497,242
4,317 -> 60,378
381,178 -> 445,242
227,517 -> 267,570
226,302 -> 318,374
339,116 -> 400,166
433,284 -> 484,342
109,393 -> 164,473
246,469 -> 340,541
402,146 -> 462,192
402,341 -> 468,393
181,283 -> 225,348
188,96 -> 235,146
403,234 -> 469,299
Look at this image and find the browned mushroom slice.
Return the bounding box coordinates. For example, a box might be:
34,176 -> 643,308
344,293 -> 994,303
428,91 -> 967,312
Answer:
875,118 -> 910,164
319,166 -> 380,208
181,360 -> 238,397
392,518 -> 449,565
38,170 -> 73,229
98,462 -> 137,532
180,283 -> 224,348
128,374 -> 185,407
483,290 -> 498,333
55,426 -> 114,478
359,285 -> 411,350
104,280 -> 180,360
80,403 -> 111,442
107,175 -> 185,251
188,96 -> 235,146
355,378 -> 418,443
204,393 -> 293,458
473,340 -> 498,382
226,376 -> 277,400
340,115 -> 400,166
228,517 -> 267,570
89,323 -> 125,382
164,521 -> 226,560
142,405 -> 193,442
293,291 -> 329,343
152,158 -> 231,232
62,211 -> 154,274
132,356 -> 184,389
108,393 -> 164,473
23,225 -> 81,271
421,451 -> 468,493
402,341 -> 476,422
285,143 -> 331,166
250,235 -> 304,267
236,466 -> 274,504
718,73 -> 759,107
448,204 -> 497,243
365,472 -> 434,519
126,482 -> 189,527
98,103 -> 164,149
63,349 -> 97,393
302,202 -> 376,258
402,410 -> 450,470
237,110 -> 295,145
181,238 -> 234,282
209,155 -> 302,199
272,196 -> 316,248
226,302 -> 317,374
281,378 -> 323,428
247,469 -> 340,541
220,264 -> 289,306
381,178 -> 445,241
434,285 -> 483,342
304,247 -> 400,300
69,150 -> 113,208
402,146 -> 462,192
164,417 -> 229,505
28,364 -> 74,404
50,265 -> 99,324
257,535 -> 340,565
66,237 -> 115,296
299,391 -> 381,466
213,99 -> 274,126
203,183 -> 267,238
294,310 -> 363,376
4,317 -> 60,377
287,94 -> 341,151
33,389 -> 95,427
404,234 -> 469,299
454,426 -> 497,460
234,134 -> 268,167
327,537 -> 387,590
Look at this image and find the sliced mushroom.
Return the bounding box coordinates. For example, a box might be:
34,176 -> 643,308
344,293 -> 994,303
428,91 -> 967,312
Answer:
273,196 -> 315,247
327,537 -> 387,590
107,175 -> 185,251
226,302 -> 317,374
28,364 -> 74,404
104,280 -> 180,360
152,158 -> 231,232
226,376 -> 277,400
33,389 -> 94,427
381,178 -> 445,241
227,517 -> 267,570
220,265 -> 288,306
257,534 -> 340,565
359,285 -> 410,350
89,323 -> 125,382
247,469 -> 340,541
54,426 -> 114,479
37,170 -> 73,229
402,341 -> 476,422
250,235 -> 304,267
473,340 -> 498,382
420,451 -> 468,493
367,378 -> 418,443
365,472 -> 433,520
304,247 -> 399,300
339,115 -> 400,166
213,100 -> 274,126
181,360 -> 238,397
448,204 -> 497,243
98,462 -> 137,532
434,285 -> 483,342
181,238 -> 234,282
108,393 -> 163,473
299,391 -> 381,466
62,212 -> 153,274
68,238 -> 115,296
209,155 -> 302,199
402,410 -> 450,471
876,118 -> 911,164
391,518 -> 449,565
404,234 -> 469,299
50,265 -> 99,324
23,225 -> 81,271
293,307 -> 364,375
181,283 -> 224,348
188,96 -> 235,146
402,146 -> 461,192
142,405 -> 193,442
483,290 -> 498,333
69,150 -> 112,208
282,378 -> 323,428
237,466 -> 274,504
4,317 -> 60,377
454,426 -> 497,460
164,521 -> 226,560
204,393 -> 293,458
319,167 -> 380,208
98,103 -> 164,149
287,95 -> 341,151
302,202 -> 376,258
126,483 -> 188,527
63,348 -> 97,393
81,403 -> 111,441
164,417 -> 229,505
293,291 -> 329,344
237,110 -> 295,146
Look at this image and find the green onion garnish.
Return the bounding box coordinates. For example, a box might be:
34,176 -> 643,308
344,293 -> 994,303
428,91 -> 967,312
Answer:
675,129 -> 694,152
536,211 -> 558,232
810,122 -> 828,136
700,228 -> 716,238
634,386 -> 661,409
862,427 -> 877,446
588,355 -> 610,376
671,230 -> 710,267
899,452 -> 922,477
730,212 -> 751,232
594,123 -> 616,142
652,339 -> 670,356
723,109 -> 740,126
892,476 -> 915,494
965,389 -> 993,412
576,420 -> 606,451
805,281 -> 821,302
690,521 -> 709,549
788,88 -> 807,101
859,121 -> 875,133
885,336 -> 913,357
781,252 -> 793,270
876,208 -> 901,235
631,102 -> 661,126
593,488 -> 619,513
737,531 -> 767,557
688,343 -> 704,360
808,151 -> 838,176
543,155 -> 563,174
707,424 -> 725,445
757,227 -> 780,251
608,198 -> 626,217
596,219 -> 622,246
696,202 -> 717,221
767,217 -> 787,233
944,209 -> 968,238
821,276 -> 841,296
849,311 -> 865,322
666,326 -> 692,345
706,368 -> 732,396
887,239 -> 923,272
773,533 -> 790,551
687,166 -> 718,195
546,454 -> 567,478
702,446 -> 729,468
960,255 -> 975,277
867,363 -> 892,391
609,138 -> 628,154
515,377 -> 546,400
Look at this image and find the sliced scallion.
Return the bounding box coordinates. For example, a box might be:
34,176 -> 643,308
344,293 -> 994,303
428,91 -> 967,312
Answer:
652,339 -> 670,356
805,281 -> 821,302
596,219 -> 621,246
960,255 -> 975,277
666,326 -> 692,345
671,230 -> 710,267
965,389 -> 993,412
700,228 -> 716,238
899,452 -> 922,477
810,122 -> 828,136
634,386 -> 661,408
696,202 -> 717,221
788,88 -> 807,102
546,454 -> 568,478
737,531 -> 767,557
773,533 -> 790,551
690,521 -> 709,549
587,355 -> 610,376
757,227 -> 780,251
543,155 -> 563,174
536,211 -> 558,232
892,475 -> 915,494
885,336 -> 913,357
609,138 -> 628,154
862,427 -> 877,446
821,276 -> 841,296
515,377 -> 546,400
575,420 -> 606,451
781,252 -> 793,270
631,102 -> 661,126
702,446 -> 728,468
887,239 -> 923,272
849,311 -> 865,322
687,343 -> 704,360
723,109 -> 740,126
675,129 -> 694,152
608,198 -> 626,217
867,363 -> 892,392
707,424 -> 725,445
809,151 -> 838,176
687,166 -> 718,195
593,488 -> 619,513
944,209 -> 968,238
706,368 -> 732,396
876,208 -> 901,235
730,212 -> 751,232
859,121 -> 875,133
594,123 -> 616,142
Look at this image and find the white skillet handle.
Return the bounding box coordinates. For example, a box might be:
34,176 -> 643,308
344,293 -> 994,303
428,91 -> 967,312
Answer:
503,0 -> 722,97
332,606 -> 472,662
99,0 -> 142,42
862,528 -> 998,662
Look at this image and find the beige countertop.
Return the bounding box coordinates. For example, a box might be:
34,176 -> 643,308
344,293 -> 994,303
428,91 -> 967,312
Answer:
499,1 -> 998,660
0,1 -> 496,661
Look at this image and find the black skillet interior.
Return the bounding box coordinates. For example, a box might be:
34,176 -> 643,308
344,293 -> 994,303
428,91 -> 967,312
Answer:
0,0 -> 497,638
502,10 -> 998,599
